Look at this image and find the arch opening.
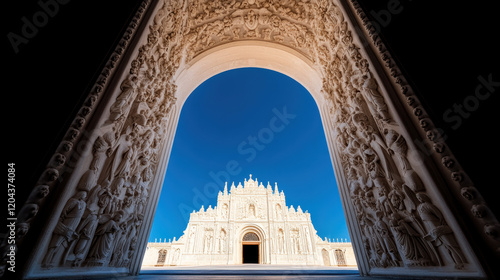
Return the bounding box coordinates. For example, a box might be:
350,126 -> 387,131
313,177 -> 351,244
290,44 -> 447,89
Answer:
242,232 -> 260,264
18,0 -> 489,278
142,66 -> 354,269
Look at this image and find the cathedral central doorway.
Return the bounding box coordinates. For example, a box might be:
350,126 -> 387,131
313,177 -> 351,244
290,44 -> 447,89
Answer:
242,245 -> 259,264
242,232 -> 260,264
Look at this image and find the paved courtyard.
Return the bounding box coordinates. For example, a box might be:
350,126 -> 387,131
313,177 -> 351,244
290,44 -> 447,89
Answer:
142,264 -> 359,275
127,265 -> 367,279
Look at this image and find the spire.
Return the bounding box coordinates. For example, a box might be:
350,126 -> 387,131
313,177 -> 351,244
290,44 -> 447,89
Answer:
223,182 -> 228,195
230,181 -> 235,192
274,182 -> 278,194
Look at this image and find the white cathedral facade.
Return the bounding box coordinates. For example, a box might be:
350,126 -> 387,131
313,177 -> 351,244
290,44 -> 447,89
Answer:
141,175 -> 356,267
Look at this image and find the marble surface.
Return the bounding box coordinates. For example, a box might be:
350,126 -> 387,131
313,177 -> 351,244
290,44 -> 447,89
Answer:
141,264 -> 359,275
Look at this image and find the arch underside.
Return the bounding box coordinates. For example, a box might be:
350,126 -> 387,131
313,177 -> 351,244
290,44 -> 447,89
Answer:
14,0 -> 497,279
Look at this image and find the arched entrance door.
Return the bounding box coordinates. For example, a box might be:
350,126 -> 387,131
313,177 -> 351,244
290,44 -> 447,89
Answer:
242,232 -> 260,264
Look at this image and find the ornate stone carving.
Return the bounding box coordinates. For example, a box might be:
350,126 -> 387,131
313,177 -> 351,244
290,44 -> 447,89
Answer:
243,232 -> 259,242
349,0 -> 499,262
183,0 -> 317,61
203,228 -> 214,253
416,193 -> 466,269
290,228 -> 301,254
35,0 -> 181,270
85,211 -> 124,267
9,5 -> 153,275
42,191 -> 87,268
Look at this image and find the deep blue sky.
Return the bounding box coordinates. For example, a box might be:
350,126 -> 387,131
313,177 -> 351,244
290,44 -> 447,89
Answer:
148,68 -> 350,243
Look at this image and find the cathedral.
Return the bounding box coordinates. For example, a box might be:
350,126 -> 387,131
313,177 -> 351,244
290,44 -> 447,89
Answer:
141,176 -> 356,266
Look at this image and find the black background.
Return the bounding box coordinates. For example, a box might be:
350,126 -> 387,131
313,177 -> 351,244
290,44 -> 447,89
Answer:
2,0 -> 499,273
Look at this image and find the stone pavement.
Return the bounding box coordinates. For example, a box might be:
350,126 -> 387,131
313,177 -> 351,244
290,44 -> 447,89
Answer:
113,265 -> 374,280
141,264 -> 359,275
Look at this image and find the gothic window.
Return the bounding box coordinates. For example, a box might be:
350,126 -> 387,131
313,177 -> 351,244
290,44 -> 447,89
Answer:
243,232 -> 259,241
322,249 -> 331,266
157,249 -> 167,265
335,249 -> 347,266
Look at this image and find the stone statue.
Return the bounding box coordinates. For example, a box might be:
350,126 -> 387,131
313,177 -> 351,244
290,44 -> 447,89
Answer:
416,193 -> 466,269
389,212 -> 434,267
373,210 -> 401,267
86,211 -> 124,266
360,76 -> 391,122
42,191 -> 87,268
278,228 -> 285,254
203,230 -> 213,253
70,186 -> 111,267
219,230 -> 226,253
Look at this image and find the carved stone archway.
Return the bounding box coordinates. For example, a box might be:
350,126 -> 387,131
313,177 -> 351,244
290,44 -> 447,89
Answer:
240,231 -> 262,264
9,0 -> 499,279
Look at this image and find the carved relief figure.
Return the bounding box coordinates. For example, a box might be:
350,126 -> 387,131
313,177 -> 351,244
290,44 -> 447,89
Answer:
373,210 -> 401,267
359,75 -> 391,122
70,186 -> 111,267
86,211 -> 124,266
416,193 -> 466,269
304,226 -> 312,253
221,203 -> 228,219
42,191 -> 87,268
278,228 -> 285,254
389,212 -> 435,267
275,204 -> 282,220
172,248 -> 180,265
219,229 -> 227,253
203,229 -> 213,253
290,229 -> 301,254
187,226 -> 196,253
248,204 -> 256,218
